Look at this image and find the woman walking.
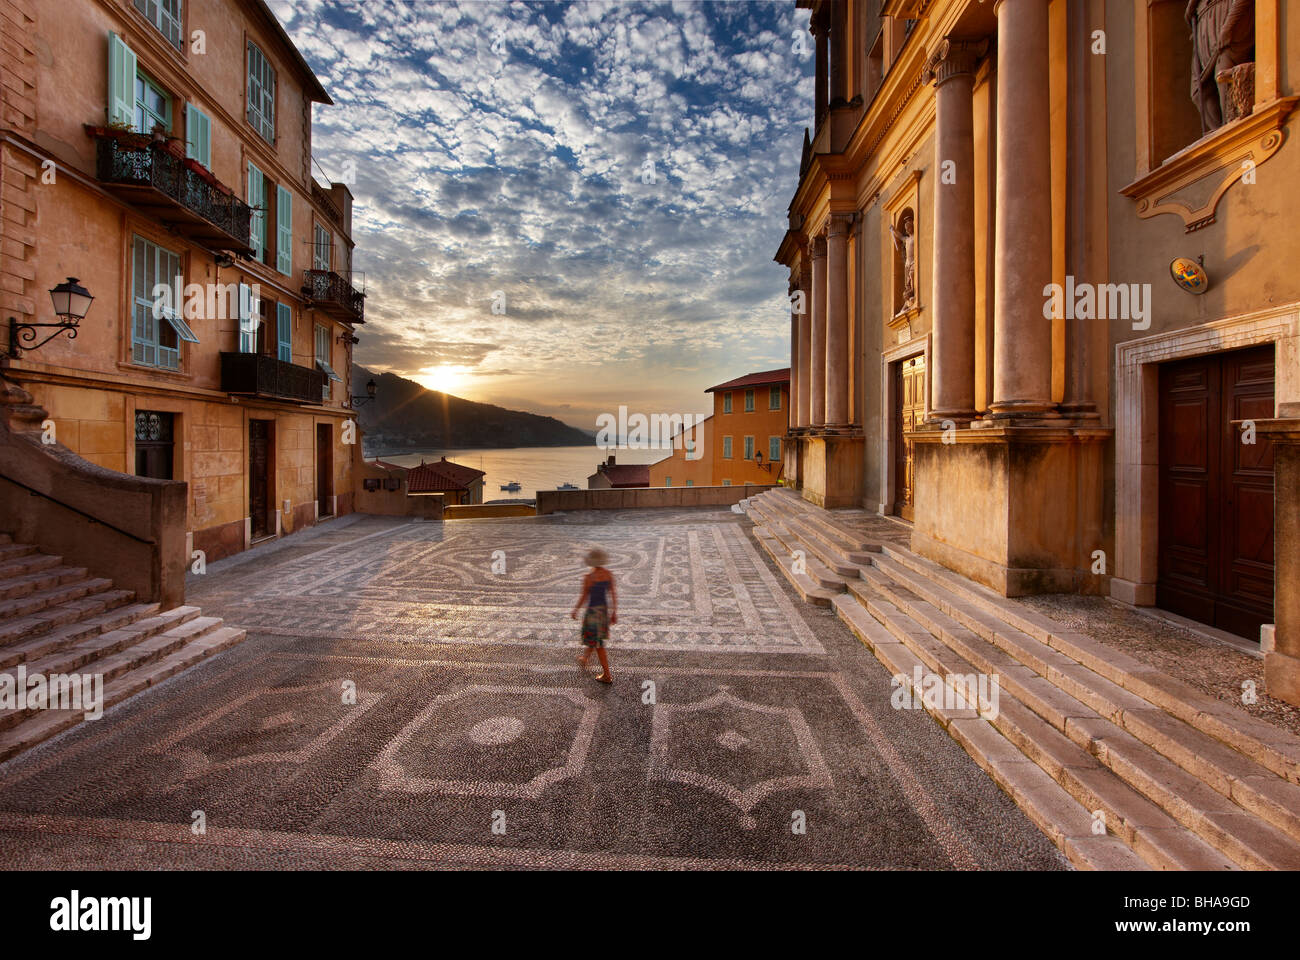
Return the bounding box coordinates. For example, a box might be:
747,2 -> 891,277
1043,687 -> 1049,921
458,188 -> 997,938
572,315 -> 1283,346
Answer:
571,548 -> 616,684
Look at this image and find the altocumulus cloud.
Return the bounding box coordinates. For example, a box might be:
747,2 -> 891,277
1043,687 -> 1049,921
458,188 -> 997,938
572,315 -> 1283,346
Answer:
267,0 -> 813,426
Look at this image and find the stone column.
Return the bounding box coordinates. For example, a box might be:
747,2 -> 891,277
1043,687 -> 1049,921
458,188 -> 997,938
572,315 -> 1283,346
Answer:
788,271 -> 801,432
809,235 -> 827,429
927,38 -> 986,423
797,258 -> 812,428
814,14 -> 828,128
989,0 -> 1056,419
825,212 -> 852,428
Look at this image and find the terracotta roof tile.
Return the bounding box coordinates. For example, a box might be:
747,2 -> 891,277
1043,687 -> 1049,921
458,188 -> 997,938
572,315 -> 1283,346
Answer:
406,457 -> 486,493
705,367 -> 791,392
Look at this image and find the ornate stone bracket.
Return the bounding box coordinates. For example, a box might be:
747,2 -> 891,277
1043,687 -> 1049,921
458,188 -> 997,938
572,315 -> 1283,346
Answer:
1121,96 -> 1298,233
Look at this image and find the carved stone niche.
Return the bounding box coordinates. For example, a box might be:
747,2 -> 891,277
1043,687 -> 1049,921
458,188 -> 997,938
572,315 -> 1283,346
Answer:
1122,96 -> 1299,233
883,169 -> 922,331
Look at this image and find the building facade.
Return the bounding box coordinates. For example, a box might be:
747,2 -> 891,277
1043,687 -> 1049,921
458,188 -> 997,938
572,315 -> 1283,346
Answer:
708,369 -> 791,486
647,414 -> 713,488
777,0 -> 1297,678
0,0 -> 363,562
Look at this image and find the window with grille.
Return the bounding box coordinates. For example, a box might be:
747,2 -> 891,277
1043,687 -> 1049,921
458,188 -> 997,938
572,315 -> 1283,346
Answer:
247,42 -> 276,143
134,410 -> 175,479
133,0 -> 183,50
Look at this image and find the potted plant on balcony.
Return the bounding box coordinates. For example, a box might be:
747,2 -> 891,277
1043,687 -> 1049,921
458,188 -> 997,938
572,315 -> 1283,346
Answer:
84,119 -> 152,150
149,123 -> 186,160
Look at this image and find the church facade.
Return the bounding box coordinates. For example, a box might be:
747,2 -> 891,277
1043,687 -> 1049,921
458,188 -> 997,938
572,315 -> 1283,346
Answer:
777,0 -> 1299,700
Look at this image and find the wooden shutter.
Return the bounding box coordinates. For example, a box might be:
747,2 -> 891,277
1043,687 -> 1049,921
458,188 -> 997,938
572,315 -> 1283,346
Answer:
276,302 -> 292,362
186,103 -> 212,168
276,184 -> 292,275
247,163 -> 265,261
107,33 -> 137,127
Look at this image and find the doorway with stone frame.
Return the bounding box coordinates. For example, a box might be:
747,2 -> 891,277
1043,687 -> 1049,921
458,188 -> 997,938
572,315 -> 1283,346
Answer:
1111,304 -> 1299,646
879,337 -> 930,519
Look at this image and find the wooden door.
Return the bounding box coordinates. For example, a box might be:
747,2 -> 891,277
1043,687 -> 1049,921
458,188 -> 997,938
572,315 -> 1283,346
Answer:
1157,345 -> 1274,639
894,354 -> 926,522
248,419 -> 270,539
316,423 -> 332,517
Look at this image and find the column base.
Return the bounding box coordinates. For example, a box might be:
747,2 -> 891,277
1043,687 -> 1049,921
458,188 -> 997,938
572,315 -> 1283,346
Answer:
1265,650 -> 1300,709
1109,577 -> 1156,607
799,433 -> 864,508
983,400 -> 1062,422
925,409 -> 978,425
909,423 -> 1111,596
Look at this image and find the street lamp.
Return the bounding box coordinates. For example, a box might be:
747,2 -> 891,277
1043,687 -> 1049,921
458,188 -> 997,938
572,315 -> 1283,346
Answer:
351,377 -> 377,407
5,278 -> 95,360
755,451 -> 771,472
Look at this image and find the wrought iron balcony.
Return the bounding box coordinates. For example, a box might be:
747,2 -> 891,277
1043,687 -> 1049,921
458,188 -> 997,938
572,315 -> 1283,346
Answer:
220,352 -> 325,404
93,134 -> 254,255
303,269 -> 365,324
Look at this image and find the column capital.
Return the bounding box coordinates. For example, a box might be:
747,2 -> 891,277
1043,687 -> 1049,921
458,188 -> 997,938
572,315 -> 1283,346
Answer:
827,211 -> 857,238
811,235 -> 827,259
925,37 -> 989,87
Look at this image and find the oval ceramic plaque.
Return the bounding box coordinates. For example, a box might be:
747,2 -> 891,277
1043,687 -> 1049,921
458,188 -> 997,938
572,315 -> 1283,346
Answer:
1170,257 -> 1209,294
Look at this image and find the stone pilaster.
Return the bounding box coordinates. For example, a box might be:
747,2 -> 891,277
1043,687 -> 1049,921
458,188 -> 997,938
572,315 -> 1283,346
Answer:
825,212 -> 853,428
809,235 -> 827,429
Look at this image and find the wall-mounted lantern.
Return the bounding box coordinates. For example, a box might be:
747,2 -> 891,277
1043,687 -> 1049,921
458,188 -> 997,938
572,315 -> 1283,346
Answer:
351,377 -> 377,407
5,278 -> 95,360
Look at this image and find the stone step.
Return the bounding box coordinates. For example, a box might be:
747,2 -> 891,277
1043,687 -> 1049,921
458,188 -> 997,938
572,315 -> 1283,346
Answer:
877,543 -> 1300,787
790,507 -> 882,554
0,602 -> 159,670
0,624 -> 246,763
0,576 -> 112,621
762,518 -> 848,591
0,606 -> 204,733
0,543 -> 36,563
751,527 -> 838,606
831,593 -> 1153,870
0,552 -> 60,580
858,557 -> 1300,868
0,565 -> 91,602
0,589 -> 135,647
782,515 -> 874,575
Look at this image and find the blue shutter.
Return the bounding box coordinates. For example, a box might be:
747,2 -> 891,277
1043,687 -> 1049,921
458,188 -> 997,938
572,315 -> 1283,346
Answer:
276,185 -> 292,275
186,103 -> 212,169
247,163 -> 265,261
276,302 -> 292,361
238,283 -> 257,353
107,33 -> 137,127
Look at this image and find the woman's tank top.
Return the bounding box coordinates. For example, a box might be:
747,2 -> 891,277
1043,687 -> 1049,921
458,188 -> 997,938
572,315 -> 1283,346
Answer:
588,577 -> 610,608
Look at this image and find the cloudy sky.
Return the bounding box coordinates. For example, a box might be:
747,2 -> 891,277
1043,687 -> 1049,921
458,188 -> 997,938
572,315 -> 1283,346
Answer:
268,0 -> 813,430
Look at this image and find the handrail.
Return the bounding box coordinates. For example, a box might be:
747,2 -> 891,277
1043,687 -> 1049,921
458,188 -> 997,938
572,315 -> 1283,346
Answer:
0,472 -> 155,546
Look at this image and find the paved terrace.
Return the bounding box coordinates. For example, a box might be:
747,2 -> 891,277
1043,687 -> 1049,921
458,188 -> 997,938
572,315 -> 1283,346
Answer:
0,508 -> 1065,869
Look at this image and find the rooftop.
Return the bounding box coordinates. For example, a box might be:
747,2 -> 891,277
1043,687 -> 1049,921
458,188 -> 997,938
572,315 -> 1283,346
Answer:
706,368 -> 791,393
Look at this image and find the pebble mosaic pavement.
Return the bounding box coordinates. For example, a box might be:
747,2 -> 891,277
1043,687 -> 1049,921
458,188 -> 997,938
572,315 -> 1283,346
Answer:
0,509 -> 1068,870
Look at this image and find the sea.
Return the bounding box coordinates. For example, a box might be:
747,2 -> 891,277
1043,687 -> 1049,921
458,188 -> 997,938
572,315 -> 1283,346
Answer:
371,444 -> 667,501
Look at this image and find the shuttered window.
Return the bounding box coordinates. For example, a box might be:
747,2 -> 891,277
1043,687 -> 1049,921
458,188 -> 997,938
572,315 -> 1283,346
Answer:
247,162 -> 266,261
107,33 -> 138,127
722,436 -> 733,459
276,302 -> 292,362
276,185 -> 293,275
238,283 -> 259,353
313,222 -> 332,271
247,42 -> 276,143
744,436 -> 755,460
133,0 -> 183,50
131,236 -> 183,370
769,437 -> 781,463
185,102 -> 211,169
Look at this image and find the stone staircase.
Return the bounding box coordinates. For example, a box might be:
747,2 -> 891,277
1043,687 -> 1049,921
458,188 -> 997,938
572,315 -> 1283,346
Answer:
0,532 -> 244,762
741,487 -> 1300,871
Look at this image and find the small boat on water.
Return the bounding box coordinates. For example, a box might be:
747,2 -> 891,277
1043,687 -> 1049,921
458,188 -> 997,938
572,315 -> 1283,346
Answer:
500,480 -> 522,492
558,482 -> 579,490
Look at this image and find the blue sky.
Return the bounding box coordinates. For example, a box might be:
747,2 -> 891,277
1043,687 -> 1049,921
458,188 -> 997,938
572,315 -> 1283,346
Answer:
268,0 -> 813,429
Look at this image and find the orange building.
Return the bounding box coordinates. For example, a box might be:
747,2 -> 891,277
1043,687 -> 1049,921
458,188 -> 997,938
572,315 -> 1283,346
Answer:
647,414 -> 713,488
709,369 -> 790,486
0,0 -> 363,561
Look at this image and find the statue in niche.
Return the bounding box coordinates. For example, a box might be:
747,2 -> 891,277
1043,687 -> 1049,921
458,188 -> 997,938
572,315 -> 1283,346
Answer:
1186,0 -> 1255,134
890,210 -> 917,315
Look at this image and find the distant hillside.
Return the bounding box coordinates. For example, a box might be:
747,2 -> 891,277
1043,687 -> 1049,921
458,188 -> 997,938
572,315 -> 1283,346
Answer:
354,365 -> 592,454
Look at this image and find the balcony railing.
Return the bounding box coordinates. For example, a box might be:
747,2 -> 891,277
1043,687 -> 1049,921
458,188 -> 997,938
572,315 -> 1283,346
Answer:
303,269 -> 365,323
220,352 -> 325,404
93,134 -> 253,255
